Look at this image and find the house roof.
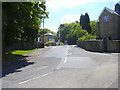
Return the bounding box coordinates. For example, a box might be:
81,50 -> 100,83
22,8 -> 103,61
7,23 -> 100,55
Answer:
118,1 -> 120,5
44,33 -> 55,36
98,7 -> 120,18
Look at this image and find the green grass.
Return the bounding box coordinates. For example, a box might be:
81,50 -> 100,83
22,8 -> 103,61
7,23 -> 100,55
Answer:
11,49 -> 38,55
3,49 -> 38,61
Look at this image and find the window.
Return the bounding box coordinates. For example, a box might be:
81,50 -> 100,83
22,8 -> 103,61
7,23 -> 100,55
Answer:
104,16 -> 109,22
48,36 -> 55,41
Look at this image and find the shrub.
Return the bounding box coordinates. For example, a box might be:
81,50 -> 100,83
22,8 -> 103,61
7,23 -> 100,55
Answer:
60,42 -> 64,45
44,41 -> 55,46
78,34 -> 96,40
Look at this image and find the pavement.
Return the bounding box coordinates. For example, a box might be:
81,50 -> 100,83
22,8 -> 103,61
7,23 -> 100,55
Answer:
1,45 -> 118,88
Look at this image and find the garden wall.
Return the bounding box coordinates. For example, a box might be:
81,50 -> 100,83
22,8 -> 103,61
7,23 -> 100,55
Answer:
77,40 -> 120,53
6,42 -> 44,50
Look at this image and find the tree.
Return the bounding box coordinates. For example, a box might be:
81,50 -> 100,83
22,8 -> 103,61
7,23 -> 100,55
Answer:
90,20 -> 96,35
57,20 -> 96,45
40,28 -> 54,35
2,1 -> 48,47
58,22 -> 83,44
80,13 -> 91,33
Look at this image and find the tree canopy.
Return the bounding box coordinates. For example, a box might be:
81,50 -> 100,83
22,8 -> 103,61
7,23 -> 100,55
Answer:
80,13 -> 91,33
57,19 -> 96,45
2,1 -> 48,46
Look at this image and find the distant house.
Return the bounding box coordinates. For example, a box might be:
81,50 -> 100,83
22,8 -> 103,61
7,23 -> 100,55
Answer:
41,33 -> 55,43
96,3 -> 120,40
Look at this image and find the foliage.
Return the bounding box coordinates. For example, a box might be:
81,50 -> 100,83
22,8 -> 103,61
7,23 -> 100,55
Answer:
44,41 -> 55,46
90,20 -> 96,35
80,13 -> 91,33
57,19 -> 96,44
2,1 -> 48,47
40,28 -> 54,35
78,33 -> 96,40
4,49 -> 37,61
60,42 -> 65,45
11,49 -> 38,55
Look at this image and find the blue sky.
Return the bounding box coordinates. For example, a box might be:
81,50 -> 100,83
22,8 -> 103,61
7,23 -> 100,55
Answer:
44,0 -> 119,32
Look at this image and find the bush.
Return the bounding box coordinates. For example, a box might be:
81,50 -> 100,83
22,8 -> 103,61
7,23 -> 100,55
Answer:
78,34 -> 96,40
44,41 -> 56,46
60,42 -> 64,45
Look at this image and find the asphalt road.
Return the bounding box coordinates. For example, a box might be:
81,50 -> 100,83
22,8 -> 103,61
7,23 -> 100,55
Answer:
2,45 -> 118,88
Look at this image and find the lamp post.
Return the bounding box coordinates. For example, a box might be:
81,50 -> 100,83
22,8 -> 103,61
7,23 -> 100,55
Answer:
42,14 -> 45,48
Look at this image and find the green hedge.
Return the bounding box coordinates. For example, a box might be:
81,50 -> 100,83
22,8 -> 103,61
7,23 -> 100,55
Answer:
45,41 -> 56,46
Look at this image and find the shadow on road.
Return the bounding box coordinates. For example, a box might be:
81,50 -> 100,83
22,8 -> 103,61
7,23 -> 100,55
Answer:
2,55 -> 35,78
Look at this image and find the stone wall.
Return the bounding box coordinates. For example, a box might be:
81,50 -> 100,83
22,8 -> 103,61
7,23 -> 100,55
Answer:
107,40 -> 120,52
10,42 -> 37,50
77,40 -> 120,53
5,42 -> 45,50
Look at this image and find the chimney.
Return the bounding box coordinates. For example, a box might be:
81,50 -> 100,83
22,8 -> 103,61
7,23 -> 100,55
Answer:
115,1 -> 120,15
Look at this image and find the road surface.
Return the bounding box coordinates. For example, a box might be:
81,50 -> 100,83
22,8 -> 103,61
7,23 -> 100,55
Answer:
2,45 -> 118,88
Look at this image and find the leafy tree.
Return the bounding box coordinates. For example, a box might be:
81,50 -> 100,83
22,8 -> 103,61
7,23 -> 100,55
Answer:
58,22 -> 83,44
57,20 -> 96,44
58,23 -> 72,43
2,1 -> 48,47
90,20 -> 96,35
40,28 -> 54,35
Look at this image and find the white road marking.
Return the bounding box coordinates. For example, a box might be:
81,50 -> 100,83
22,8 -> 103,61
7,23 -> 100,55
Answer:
64,57 -> 67,63
19,72 -> 53,84
20,46 -> 69,84
64,46 -> 69,63
56,68 -> 60,70
67,53 -> 72,56
67,46 -> 69,51
52,47 -> 57,49
65,46 -> 69,55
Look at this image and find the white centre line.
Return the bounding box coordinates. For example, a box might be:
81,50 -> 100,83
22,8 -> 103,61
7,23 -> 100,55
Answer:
19,72 -> 53,85
64,46 -> 69,63
64,57 -> 67,63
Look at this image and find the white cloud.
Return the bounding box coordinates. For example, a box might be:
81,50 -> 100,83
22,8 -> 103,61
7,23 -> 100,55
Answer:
46,0 -> 119,11
44,14 -> 80,32
60,14 -> 80,24
46,0 -> 60,11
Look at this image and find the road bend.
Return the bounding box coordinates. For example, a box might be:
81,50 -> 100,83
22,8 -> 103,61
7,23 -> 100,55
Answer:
2,45 -> 118,88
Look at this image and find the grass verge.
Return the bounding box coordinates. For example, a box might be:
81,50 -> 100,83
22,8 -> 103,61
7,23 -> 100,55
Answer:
11,49 -> 38,55
4,49 -> 38,61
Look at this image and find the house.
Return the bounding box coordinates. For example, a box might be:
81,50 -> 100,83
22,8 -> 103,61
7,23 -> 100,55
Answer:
96,2 -> 120,40
77,2 -> 120,52
41,33 -> 55,43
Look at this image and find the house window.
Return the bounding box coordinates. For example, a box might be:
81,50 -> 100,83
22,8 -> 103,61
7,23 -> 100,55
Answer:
48,36 -> 55,41
104,16 -> 109,22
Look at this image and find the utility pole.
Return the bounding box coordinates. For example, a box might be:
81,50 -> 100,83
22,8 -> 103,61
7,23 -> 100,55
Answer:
58,21 -> 61,45
42,14 -> 45,48
43,16 -> 44,44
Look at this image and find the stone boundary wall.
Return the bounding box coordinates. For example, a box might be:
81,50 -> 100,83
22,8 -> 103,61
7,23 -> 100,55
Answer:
77,40 -> 120,53
6,42 -> 44,50
107,40 -> 120,52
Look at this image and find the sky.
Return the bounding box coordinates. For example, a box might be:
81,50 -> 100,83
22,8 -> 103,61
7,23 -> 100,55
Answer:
44,0 -> 119,32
